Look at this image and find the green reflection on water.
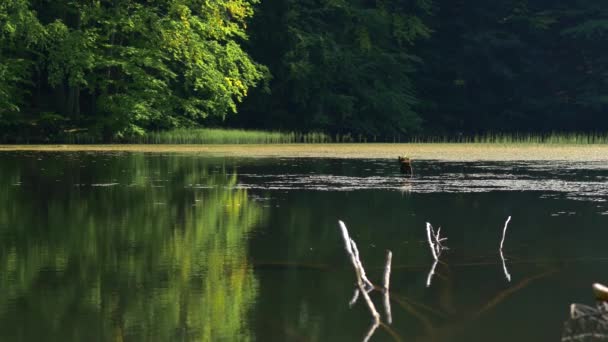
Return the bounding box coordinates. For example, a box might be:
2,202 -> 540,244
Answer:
0,154 -> 264,341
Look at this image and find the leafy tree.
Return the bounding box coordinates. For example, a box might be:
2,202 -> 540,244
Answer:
240,0 -> 432,137
0,0 -> 44,119
2,0 -> 266,140
416,0 -> 608,134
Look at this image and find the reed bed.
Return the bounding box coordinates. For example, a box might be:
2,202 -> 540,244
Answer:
410,132 -> 608,144
60,128 -> 608,145
134,128 -> 332,144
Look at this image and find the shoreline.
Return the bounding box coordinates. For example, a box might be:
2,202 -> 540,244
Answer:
1,143 -> 608,161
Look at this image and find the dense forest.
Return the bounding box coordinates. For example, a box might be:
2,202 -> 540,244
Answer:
1,0 -> 607,141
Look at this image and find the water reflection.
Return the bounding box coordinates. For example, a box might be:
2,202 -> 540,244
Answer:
2,155 -> 608,341
0,154 -> 264,341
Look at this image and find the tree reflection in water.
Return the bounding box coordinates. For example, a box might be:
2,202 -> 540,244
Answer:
0,154 -> 265,341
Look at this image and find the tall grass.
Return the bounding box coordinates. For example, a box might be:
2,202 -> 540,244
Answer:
409,132 -> 608,144
135,129 -> 608,145
135,128 -> 333,144
55,127 -> 608,145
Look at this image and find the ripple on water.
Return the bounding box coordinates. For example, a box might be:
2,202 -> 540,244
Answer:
234,160 -> 608,204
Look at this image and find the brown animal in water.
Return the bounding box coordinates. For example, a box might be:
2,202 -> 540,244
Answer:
398,156 -> 413,176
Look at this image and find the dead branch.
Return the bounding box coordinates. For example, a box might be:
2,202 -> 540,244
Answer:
338,220 -> 380,323
426,259 -> 439,288
426,222 -> 439,261
383,250 -> 393,324
499,216 -> 512,252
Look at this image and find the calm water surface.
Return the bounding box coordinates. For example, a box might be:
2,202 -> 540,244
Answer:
1,152 -> 608,341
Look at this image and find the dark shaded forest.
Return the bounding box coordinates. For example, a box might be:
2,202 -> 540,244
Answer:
1,0 -> 607,141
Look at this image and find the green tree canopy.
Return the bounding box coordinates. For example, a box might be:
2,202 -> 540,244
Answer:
1,0 -> 266,140
239,0 -> 432,136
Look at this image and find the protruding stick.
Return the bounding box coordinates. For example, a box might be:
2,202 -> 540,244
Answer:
435,227 -> 442,255
426,222 -> 438,261
338,220 -> 380,323
362,320 -> 380,342
339,220 -> 354,255
499,216 -> 512,252
350,239 -> 374,290
359,282 -> 381,324
349,288 -> 360,307
500,249 -> 511,282
383,250 -> 393,324
426,259 -> 439,287
383,250 -> 392,292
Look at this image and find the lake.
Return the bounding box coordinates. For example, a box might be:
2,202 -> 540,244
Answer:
1,151 -> 608,341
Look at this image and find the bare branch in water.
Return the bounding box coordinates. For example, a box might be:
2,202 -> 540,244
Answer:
349,288 -> 360,307
500,249 -> 511,282
362,320 -> 380,342
358,281 -> 381,325
500,216 -> 512,252
427,222 -> 448,261
426,222 -> 439,260
425,222 -> 448,287
338,220 -> 380,323
499,216 -> 512,282
351,239 -> 374,290
383,250 -> 393,292
435,227 -> 448,254
426,259 -> 439,288
383,250 -> 393,324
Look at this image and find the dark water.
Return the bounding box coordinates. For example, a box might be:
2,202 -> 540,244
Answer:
1,153 -> 608,341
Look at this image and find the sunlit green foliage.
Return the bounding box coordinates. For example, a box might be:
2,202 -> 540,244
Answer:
0,0 -> 44,118
4,0 -> 608,141
1,0 -> 266,140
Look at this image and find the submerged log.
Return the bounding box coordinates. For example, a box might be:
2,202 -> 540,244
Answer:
398,156 -> 413,176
